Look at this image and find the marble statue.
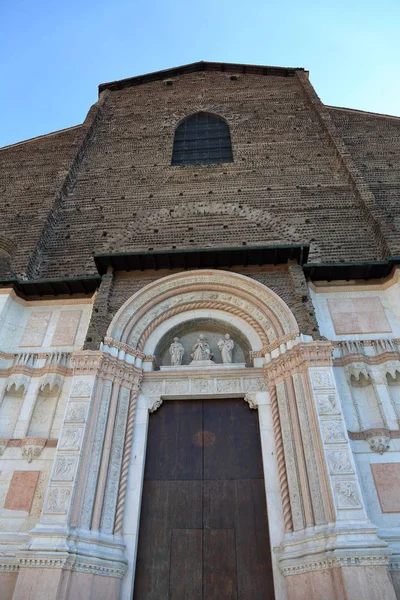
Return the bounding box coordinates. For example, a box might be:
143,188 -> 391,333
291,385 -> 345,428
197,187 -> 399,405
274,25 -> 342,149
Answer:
169,337 -> 184,366
191,335 -> 212,361
218,333 -> 234,363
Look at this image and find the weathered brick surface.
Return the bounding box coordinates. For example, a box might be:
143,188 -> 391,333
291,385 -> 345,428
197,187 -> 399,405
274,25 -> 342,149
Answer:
329,107 -> 400,255
0,126 -> 83,277
1,66 -> 394,282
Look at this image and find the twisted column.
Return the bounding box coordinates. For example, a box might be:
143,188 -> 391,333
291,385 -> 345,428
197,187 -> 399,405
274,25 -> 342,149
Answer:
270,383 -> 293,532
114,386 -> 139,534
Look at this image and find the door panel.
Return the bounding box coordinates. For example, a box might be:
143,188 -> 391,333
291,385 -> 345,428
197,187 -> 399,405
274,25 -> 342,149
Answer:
144,400 -> 203,481
203,529 -> 237,600
133,399 -> 274,599
169,529 -> 202,600
203,399 -> 264,480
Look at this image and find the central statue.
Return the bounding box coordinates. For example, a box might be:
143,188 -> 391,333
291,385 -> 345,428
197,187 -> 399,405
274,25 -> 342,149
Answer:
191,334 -> 213,362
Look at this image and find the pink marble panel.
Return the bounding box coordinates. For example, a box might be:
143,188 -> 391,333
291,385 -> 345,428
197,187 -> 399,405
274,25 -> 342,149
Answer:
4,471 -> 40,512
51,310 -> 82,346
0,573 -> 18,600
371,463 -> 400,513
328,297 -> 392,335
20,311 -> 51,347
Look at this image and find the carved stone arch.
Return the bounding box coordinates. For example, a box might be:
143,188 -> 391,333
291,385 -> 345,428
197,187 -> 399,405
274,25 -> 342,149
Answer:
107,269 -> 299,355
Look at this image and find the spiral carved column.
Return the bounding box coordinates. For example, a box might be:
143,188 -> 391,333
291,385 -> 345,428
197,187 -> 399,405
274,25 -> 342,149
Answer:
269,383 -> 293,532
114,382 -> 140,535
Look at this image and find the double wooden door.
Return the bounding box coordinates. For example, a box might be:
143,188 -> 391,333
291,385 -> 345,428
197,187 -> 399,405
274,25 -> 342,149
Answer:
133,399 -> 275,599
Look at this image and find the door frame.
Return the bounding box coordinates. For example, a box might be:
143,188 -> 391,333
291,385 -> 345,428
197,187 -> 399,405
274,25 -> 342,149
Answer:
119,367 -> 287,600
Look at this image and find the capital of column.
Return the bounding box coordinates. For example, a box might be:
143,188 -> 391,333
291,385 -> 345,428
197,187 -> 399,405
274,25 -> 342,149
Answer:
71,349 -> 143,389
263,339 -> 333,386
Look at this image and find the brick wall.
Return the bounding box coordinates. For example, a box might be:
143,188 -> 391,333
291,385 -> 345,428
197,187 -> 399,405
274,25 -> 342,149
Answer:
1,68 -> 392,281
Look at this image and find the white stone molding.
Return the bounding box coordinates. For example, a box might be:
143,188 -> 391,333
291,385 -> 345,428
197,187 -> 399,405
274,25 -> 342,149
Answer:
0,561 -> 19,572
140,369 -> 266,403
280,550 -> 392,576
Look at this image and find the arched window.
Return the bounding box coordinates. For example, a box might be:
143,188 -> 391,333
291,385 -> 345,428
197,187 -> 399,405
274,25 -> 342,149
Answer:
171,112 -> 233,166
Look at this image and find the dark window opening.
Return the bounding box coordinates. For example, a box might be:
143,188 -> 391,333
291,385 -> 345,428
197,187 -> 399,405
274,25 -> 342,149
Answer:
172,112 -> 233,166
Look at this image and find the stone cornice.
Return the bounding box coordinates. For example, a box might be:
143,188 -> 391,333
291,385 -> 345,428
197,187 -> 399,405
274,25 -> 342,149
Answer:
309,268 -> 400,293
264,341 -> 333,385
0,350 -> 72,380
71,351 -> 143,388
14,552 -> 127,579
280,551 -> 392,576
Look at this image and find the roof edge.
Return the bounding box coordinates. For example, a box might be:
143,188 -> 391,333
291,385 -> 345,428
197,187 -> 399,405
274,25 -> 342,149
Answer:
98,61 -> 306,94
327,105 -> 400,121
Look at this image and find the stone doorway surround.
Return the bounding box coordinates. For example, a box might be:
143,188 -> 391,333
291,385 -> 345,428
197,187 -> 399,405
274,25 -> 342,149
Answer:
10,270 -> 397,600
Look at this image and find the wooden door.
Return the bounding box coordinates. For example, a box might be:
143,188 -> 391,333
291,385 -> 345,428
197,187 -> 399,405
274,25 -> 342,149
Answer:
133,399 -> 275,599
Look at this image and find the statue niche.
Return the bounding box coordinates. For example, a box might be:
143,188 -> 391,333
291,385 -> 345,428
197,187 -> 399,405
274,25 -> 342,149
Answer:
158,320 -> 249,369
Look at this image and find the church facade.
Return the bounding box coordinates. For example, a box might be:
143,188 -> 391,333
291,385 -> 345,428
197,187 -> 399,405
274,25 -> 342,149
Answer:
0,61 -> 400,599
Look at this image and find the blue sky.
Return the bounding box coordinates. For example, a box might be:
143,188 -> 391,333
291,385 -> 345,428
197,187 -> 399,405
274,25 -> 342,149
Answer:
1,0 -> 399,147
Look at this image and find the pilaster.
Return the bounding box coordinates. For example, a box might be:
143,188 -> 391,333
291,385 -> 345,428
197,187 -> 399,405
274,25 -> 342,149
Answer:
264,337 -> 396,600
12,348 -> 143,600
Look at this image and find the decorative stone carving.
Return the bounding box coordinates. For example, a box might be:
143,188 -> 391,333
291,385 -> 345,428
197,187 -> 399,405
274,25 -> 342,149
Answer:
46,487 -> 71,513
321,420 -> 347,444
192,379 -> 209,394
216,379 -> 241,393
316,393 -> 340,415
244,392 -> 257,409
101,387 -> 131,533
53,456 -> 76,480
312,370 -> 333,388
21,437 -> 46,463
334,481 -> 362,509
149,396 -> 163,413
190,334 -> 213,363
113,271 -> 298,352
71,380 -> 91,397
80,380 -> 112,528
39,372 -> 64,393
66,403 -> 86,423
327,450 -> 353,474
141,382 -> 162,395
243,378 -> 265,392
217,333 -> 234,363
169,337 -> 184,366
5,373 -> 30,396
367,433 -> 391,454
59,428 -> 82,449
165,380 -> 189,395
